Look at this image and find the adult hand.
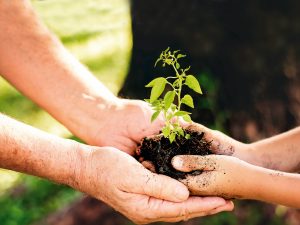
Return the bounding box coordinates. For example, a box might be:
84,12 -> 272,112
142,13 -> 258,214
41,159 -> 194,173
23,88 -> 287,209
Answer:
172,154 -> 255,199
84,99 -> 165,155
0,1 -> 163,156
73,146 -> 234,224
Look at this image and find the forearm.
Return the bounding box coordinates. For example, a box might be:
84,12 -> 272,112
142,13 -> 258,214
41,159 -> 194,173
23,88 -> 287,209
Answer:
238,127 -> 300,172
0,113 -> 81,186
246,165 -> 300,208
0,1 -> 118,144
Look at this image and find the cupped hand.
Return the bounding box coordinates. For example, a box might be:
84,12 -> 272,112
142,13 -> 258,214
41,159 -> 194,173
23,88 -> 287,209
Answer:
72,146 -> 234,224
172,154 -> 255,199
187,123 -> 251,159
88,99 -> 165,155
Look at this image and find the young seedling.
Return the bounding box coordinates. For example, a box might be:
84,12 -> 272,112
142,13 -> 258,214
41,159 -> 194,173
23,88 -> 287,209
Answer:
145,47 -> 203,143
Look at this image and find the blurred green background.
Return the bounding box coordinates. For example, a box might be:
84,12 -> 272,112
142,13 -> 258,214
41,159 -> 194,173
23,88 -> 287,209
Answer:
0,0 -> 298,225
0,0 -> 131,224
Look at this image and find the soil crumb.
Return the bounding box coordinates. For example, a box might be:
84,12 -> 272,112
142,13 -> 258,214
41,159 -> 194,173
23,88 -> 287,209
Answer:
137,125 -> 212,179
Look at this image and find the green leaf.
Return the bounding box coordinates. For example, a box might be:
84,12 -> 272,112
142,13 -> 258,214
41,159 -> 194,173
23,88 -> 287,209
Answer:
150,84 -> 166,103
182,114 -> 192,122
176,62 -> 180,69
185,75 -> 202,94
177,54 -> 186,59
151,111 -> 160,122
154,58 -> 161,67
169,132 -> 176,143
176,127 -> 184,137
181,94 -> 194,108
171,104 -> 177,111
185,134 -> 191,139
174,111 -> 191,116
165,59 -> 173,65
162,126 -> 171,137
164,47 -> 170,53
173,79 -> 179,88
152,105 -> 161,111
151,99 -> 161,107
166,112 -> 173,120
164,91 -> 176,110
145,77 -> 167,88
145,78 -> 167,103
184,66 -> 191,72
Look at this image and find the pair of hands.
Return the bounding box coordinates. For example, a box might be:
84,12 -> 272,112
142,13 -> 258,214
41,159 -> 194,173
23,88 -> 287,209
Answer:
71,99 -> 234,224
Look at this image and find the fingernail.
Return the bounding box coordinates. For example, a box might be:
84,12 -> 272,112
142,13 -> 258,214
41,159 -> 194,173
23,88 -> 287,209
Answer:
211,140 -> 220,151
225,200 -> 235,210
172,156 -> 183,169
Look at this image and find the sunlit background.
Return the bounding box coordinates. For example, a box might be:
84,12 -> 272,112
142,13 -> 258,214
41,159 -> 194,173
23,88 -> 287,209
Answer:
0,0 -> 131,224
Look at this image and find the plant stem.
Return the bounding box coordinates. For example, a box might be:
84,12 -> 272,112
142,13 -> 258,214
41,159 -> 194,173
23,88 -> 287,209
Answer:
171,61 -> 183,126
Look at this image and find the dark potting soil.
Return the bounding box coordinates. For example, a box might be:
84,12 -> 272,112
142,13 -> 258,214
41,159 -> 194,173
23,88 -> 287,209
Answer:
137,125 -> 212,179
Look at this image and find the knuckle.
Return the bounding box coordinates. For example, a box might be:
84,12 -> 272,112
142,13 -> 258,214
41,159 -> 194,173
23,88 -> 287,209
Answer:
153,177 -> 165,198
135,208 -> 160,224
179,204 -> 190,221
213,130 -> 223,136
127,207 -> 151,224
155,182 -> 164,199
143,173 -> 164,199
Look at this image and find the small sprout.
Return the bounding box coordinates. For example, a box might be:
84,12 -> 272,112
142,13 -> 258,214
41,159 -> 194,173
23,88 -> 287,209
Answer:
145,48 -> 203,143
185,134 -> 191,139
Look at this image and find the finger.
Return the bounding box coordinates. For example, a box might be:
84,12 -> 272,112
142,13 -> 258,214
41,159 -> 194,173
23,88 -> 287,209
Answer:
172,155 -> 218,172
179,171 -> 215,196
138,171 -> 190,202
186,124 -> 223,154
207,200 -> 235,215
192,122 -> 208,130
160,211 -> 210,223
152,196 -> 228,221
113,136 -> 138,155
141,160 -> 156,173
209,130 -> 236,155
161,205 -> 231,223
184,123 -> 235,156
165,200 -> 234,222
184,123 -> 212,135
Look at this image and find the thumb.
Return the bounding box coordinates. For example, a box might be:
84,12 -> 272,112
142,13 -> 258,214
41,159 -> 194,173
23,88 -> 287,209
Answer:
172,155 -> 217,172
139,172 -> 189,202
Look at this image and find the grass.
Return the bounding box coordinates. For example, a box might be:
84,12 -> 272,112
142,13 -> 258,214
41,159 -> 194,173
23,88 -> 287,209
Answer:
0,0 -> 131,224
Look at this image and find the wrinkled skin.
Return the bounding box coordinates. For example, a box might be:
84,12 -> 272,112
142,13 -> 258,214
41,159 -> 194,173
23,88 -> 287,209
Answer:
88,99 -> 165,155
74,146 -> 234,224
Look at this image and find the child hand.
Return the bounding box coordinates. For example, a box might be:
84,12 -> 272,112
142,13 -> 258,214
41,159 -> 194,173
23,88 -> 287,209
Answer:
188,123 -> 248,157
172,155 -> 256,199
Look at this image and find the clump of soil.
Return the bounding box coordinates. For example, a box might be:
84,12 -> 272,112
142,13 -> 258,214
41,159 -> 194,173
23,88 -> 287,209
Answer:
136,125 -> 212,179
